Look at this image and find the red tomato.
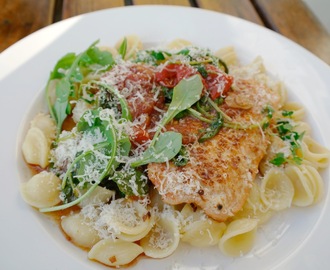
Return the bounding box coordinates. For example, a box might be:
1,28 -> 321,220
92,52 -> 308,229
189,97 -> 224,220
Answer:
204,64 -> 233,100
155,63 -> 197,88
131,126 -> 151,145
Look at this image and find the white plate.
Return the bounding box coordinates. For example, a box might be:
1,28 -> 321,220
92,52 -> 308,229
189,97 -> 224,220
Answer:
1,5 -> 329,270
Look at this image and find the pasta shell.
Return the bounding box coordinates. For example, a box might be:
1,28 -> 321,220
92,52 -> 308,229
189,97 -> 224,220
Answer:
61,213 -> 100,248
219,218 -> 258,257
234,180 -> 273,225
140,216 -> 180,259
214,46 -> 238,66
260,168 -> 294,211
281,102 -> 305,121
22,127 -> 50,168
117,218 -> 154,242
88,238 -> 143,267
78,186 -> 114,208
20,171 -> 61,208
181,218 -> 226,247
166,39 -> 192,50
30,113 -> 56,144
284,165 -> 322,206
301,136 -> 330,169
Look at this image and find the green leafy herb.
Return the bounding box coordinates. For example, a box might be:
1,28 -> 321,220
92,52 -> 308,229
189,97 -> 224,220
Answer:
270,152 -> 287,166
196,65 -> 208,78
217,58 -> 229,73
173,146 -> 189,166
131,131 -> 183,167
198,113 -> 223,143
151,74 -> 203,145
262,105 -> 274,119
282,110 -> 294,117
118,37 -> 127,59
46,41 -> 114,135
41,108 -> 132,212
112,169 -> 149,196
149,50 -> 166,61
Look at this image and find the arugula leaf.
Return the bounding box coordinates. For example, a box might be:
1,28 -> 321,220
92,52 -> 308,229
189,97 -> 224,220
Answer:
149,50 -> 166,61
173,146 -> 189,166
153,75 -> 203,140
49,53 -> 76,80
118,37 -> 127,59
198,113 -> 223,143
46,41 -> 115,135
131,131 -> 182,167
112,169 -> 149,196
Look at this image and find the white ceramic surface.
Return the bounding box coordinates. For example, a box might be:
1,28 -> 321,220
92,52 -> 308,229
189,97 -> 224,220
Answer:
1,5 -> 329,270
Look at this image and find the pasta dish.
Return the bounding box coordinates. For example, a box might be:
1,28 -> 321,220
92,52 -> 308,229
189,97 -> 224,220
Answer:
19,36 -> 330,267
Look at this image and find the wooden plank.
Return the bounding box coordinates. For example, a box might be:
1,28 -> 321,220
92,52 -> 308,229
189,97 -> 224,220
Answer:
133,0 -> 191,6
0,0 -> 55,52
197,0 -> 263,25
253,0 -> 330,64
62,0 -> 125,19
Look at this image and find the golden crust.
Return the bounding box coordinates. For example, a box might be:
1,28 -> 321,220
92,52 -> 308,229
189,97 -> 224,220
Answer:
148,76 -> 281,222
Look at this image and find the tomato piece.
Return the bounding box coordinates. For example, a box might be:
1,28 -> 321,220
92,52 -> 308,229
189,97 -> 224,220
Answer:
155,63 -> 197,88
131,126 -> 151,145
204,64 -> 233,100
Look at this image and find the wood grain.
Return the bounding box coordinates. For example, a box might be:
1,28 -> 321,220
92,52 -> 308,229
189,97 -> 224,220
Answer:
0,0 -> 55,52
197,0 -> 264,25
62,0 -> 125,19
253,0 -> 330,64
133,0 -> 190,6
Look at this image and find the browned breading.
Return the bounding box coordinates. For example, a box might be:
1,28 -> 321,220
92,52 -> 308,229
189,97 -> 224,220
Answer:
148,77 -> 281,222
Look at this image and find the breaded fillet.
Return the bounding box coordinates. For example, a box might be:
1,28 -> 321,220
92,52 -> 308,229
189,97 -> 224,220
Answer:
148,76 -> 281,222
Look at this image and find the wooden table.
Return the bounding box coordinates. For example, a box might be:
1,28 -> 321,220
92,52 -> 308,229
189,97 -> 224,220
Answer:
1,0 -> 330,64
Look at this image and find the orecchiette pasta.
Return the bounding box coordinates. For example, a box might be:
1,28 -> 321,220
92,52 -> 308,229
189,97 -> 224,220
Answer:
78,186 -> 114,208
88,238 -> 143,267
166,39 -> 193,50
61,213 -> 101,248
30,113 -> 56,144
140,215 -> 180,259
284,164 -> 323,206
214,46 -> 238,66
219,218 -> 258,257
301,136 -> 330,169
234,181 -> 273,225
180,204 -> 226,247
22,127 -> 50,168
260,168 -> 294,211
20,171 -> 61,208
280,101 -> 305,121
